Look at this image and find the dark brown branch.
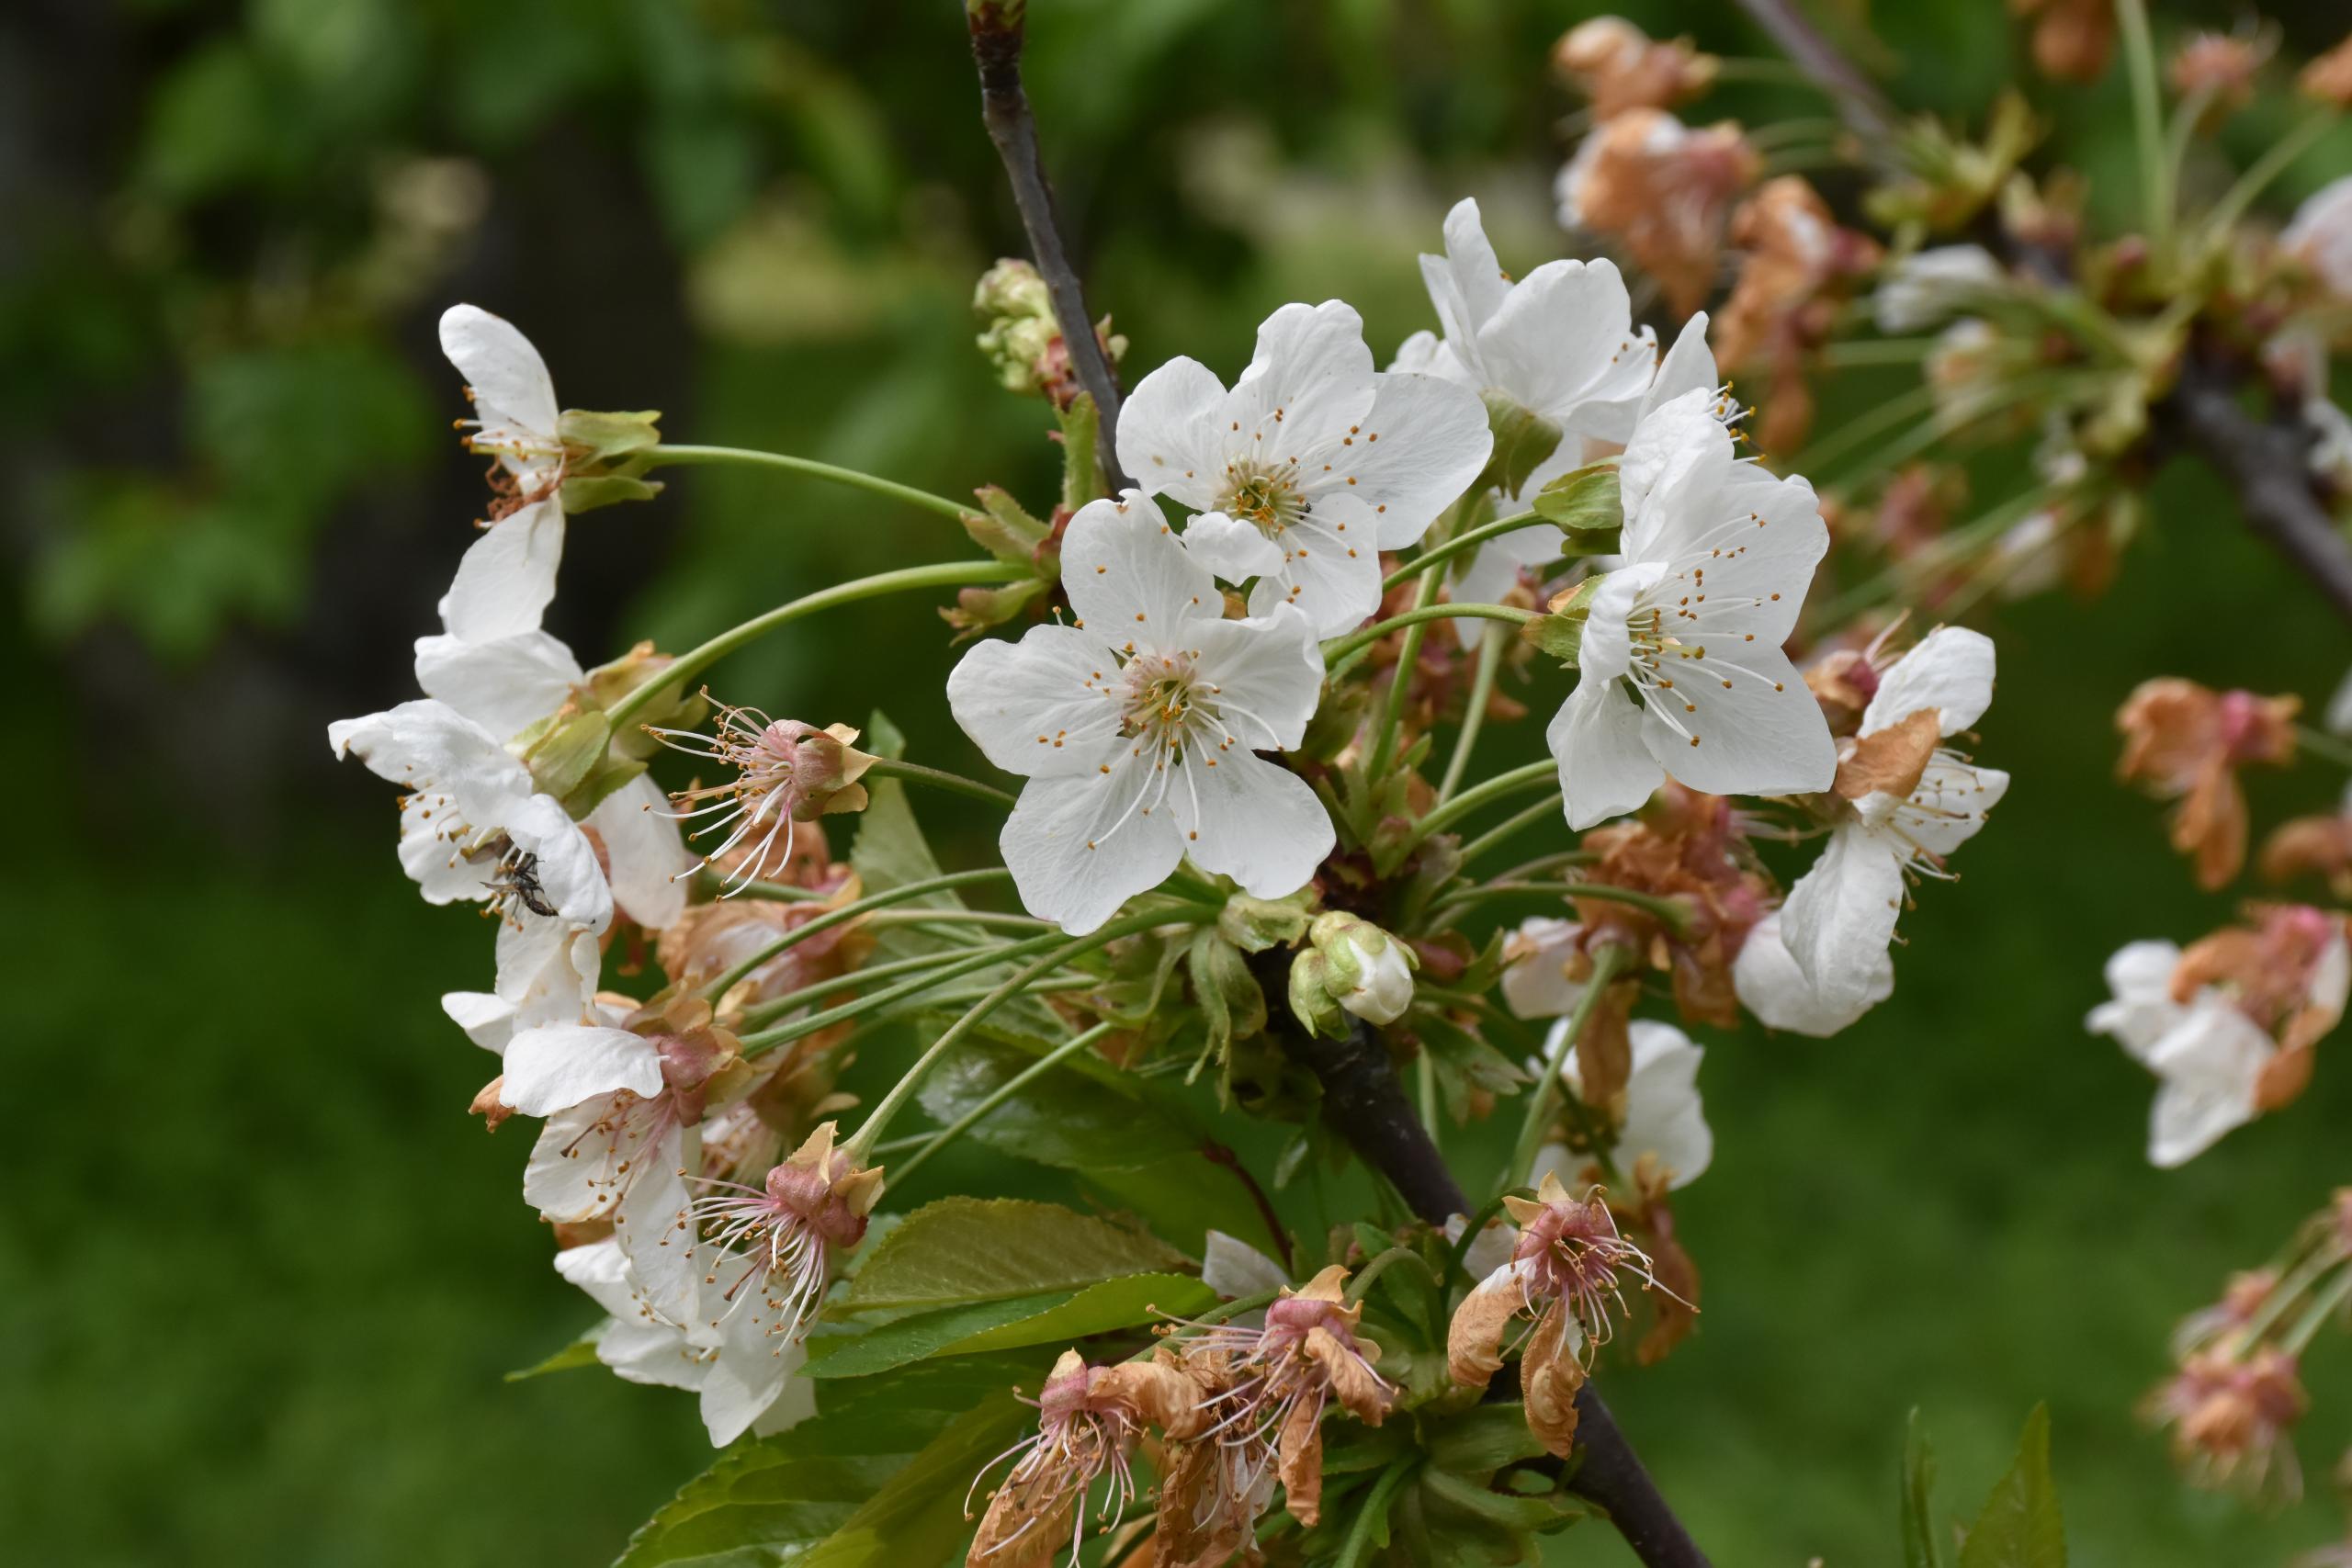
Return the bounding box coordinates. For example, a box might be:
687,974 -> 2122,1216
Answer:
966,1 -> 1132,490
1730,0 -> 1894,138
2162,352 -> 2352,625
1250,951 -> 1713,1568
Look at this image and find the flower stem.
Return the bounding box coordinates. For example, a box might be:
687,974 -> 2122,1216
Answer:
1455,793 -> 1565,864
1381,511 -> 1550,592
1430,880 -> 1692,936
1334,1458 -> 1419,1568
609,559 -> 1023,728
738,928 -> 1069,1048
887,1020 -> 1121,1186
2115,0 -> 2168,254
1364,571 -> 1439,780
1323,604 -> 1535,670
640,444 -> 972,522
1502,943 -> 1629,1197
2201,112 -> 2337,240
859,756 -> 1016,809
847,907 -> 1194,1162
2295,725 -> 2352,771
708,866 -> 1012,1003
1438,629 -> 1507,806
2279,1260 -> 2352,1355
1404,759 -> 1557,850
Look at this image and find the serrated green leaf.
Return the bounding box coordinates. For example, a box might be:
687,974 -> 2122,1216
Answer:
949,1274 -> 1212,1355
1957,1405 -> 2064,1568
842,1196 -> 1192,1313
1903,1407 -> 1943,1568
503,1321 -> 609,1382
615,1358 -> 1037,1568
808,1274 -> 1213,1380
798,1392 -> 1030,1568
1425,1404 -> 1550,1476
808,1292 -> 1071,1379
915,1042 -> 1203,1172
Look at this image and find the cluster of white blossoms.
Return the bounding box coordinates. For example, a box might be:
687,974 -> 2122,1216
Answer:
333,202 -> 2019,1495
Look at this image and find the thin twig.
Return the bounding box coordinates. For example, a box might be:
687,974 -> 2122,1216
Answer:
967,0 -> 1130,488
1728,0 -> 1894,138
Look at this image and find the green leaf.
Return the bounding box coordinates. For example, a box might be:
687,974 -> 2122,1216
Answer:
842,1196 -> 1192,1313
797,1392 -> 1031,1568
1902,1407 -> 1943,1568
503,1321 -> 608,1382
1532,461 -> 1624,533
916,1042 -> 1203,1173
1477,391 -> 1564,500
809,1273 -> 1214,1378
1957,1405 -> 2064,1568
616,1357 -> 1035,1568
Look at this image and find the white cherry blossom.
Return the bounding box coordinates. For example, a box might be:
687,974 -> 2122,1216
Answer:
555,1237 -> 815,1446
1547,388 -> 1837,829
1115,299 -> 1490,637
1871,244 -> 2007,334
1534,1019 -> 1712,1190
947,491 -> 1333,934
2086,941 -> 2275,1168
1730,911 -> 1891,1037
439,304 -> 568,642
1776,626 -> 2009,1021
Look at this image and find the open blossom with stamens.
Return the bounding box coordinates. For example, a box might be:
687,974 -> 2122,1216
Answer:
1447,1174 -> 1679,1456
1547,387 -> 1837,829
1551,17 -> 1718,119
503,994 -> 752,1323
2147,1348 -> 2308,1502
328,699 -> 616,1034
1736,627 -> 2007,1032
654,706 -> 874,894
687,1122 -> 880,1359
438,305 -> 572,642
947,491 -> 1332,934
1556,110 -> 1758,318
554,1235 -> 816,1447
2117,677 -> 2299,890
1392,198 -> 1689,640
1114,299 -> 1489,637
1535,1019 -> 1713,1194
1169,1265 -> 1394,1528
965,1348 -> 1202,1565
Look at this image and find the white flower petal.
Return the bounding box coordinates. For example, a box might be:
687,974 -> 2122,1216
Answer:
1476,258 -> 1654,440
1862,626 -> 1996,738
1181,511 -> 1289,582
1501,917 -> 1585,1019
1616,389 -> 1730,545
702,1289 -> 810,1446
1564,1019 -> 1710,1189
1060,491 -> 1218,637
1242,508 -> 1385,637
443,990 -> 518,1053
1225,299 -> 1378,456
2086,939 -> 2188,1063
1423,198 -> 1513,355
2143,998 -> 2274,1168
526,1096 -> 662,1224
1338,371 -> 1493,549
591,773 -> 695,931
1732,911 -> 1890,1035
999,753 -> 1186,935
501,1024 -> 662,1115
413,629 -> 583,740
439,303 -> 560,440
615,1123 -> 700,1329
504,794 -> 614,927
1387,329 -> 1473,384
1203,1231 -> 1294,1299
1550,676 -> 1664,830
1780,825 -> 1906,1015
1116,355 -> 1230,512
1883,758 -> 2007,859
1641,643 -> 1830,798
947,622 -> 1125,780
438,500 -> 564,643
1188,606 -> 1324,750
1169,749 -> 1332,900
1638,313 -> 1722,426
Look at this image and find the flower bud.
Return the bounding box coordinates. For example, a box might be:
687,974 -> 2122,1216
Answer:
1304,911 -> 1418,1027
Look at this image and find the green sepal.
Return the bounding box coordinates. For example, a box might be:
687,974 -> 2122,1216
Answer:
1532,460 -> 1623,533
560,472 -> 663,513
557,407 -> 663,462
1187,929 -> 1267,1066
521,708 -> 613,805
958,485 -> 1051,568
561,753 -> 648,820
940,577 -> 1047,641
503,1320 -> 608,1381
1217,889 -> 1317,953
1476,391 -> 1563,501
1521,574 -> 1605,667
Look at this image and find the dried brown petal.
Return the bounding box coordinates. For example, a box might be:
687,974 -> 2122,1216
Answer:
1521,1299 -> 1589,1459
1447,1264 -> 1528,1391
967,1467 -> 1073,1567
1834,706 -> 1941,803
1276,1388 -> 1325,1527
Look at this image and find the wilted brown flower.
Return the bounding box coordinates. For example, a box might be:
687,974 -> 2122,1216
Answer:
1713,177 -> 1881,454
1167,1266 -> 1393,1529
1552,17 -> 1718,119
654,705 -> 875,894
2173,905 -> 2350,1107
2168,32 -> 2269,120
2303,33 -> 2352,108
2172,1269 -> 2281,1359
2262,810 -> 2352,898
1557,109 -> 1758,317
967,1348 -> 1204,1565
2116,678 -> 2300,889
2013,0 -> 2115,84
1447,1174 -> 1684,1456
2147,1348 -> 2308,1502
1575,784 -> 1771,1031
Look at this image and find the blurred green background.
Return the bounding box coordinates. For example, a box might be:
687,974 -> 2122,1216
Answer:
7,0 -> 2352,1562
